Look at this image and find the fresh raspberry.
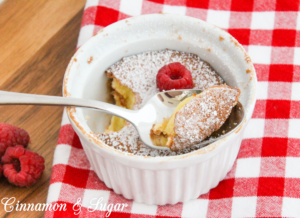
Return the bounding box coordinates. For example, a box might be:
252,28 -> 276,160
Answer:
156,62 -> 194,91
2,145 -> 45,187
0,164 -> 2,178
0,123 -> 30,156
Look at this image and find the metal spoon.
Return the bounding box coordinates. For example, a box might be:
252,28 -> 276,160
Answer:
0,90 -> 244,150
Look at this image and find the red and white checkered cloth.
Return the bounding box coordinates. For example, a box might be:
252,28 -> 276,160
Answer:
45,0 -> 300,217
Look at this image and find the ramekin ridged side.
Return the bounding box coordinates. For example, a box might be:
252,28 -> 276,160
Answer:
75,128 -> 244,205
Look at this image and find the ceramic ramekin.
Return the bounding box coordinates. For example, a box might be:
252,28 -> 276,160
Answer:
63,14 -> 257,205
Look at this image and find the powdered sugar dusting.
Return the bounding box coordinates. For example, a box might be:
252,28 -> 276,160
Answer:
172,86 -> 240,150
98,50 -> 229,156
107,49 -> 223,108
98,124 -> 215,156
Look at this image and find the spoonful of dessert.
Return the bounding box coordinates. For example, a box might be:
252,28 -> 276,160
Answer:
0,85 -> 244,151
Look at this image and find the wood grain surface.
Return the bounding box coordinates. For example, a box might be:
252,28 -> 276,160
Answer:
0,0 -> 86,217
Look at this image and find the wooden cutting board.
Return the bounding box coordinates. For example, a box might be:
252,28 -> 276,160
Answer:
0,0 -> 86,217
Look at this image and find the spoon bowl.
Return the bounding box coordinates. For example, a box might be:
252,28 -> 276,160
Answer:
0,89 -> 244,150
135,89 -> 244,150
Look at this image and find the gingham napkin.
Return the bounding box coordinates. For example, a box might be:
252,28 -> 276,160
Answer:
45,0 -> 300,217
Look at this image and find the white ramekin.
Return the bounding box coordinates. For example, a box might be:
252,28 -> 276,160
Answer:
63,14 -> 257,205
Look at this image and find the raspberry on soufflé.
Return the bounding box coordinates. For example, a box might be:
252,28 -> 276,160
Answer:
1,145 -> 45,187
0,123 -> 30,156
156,62 -> 194,91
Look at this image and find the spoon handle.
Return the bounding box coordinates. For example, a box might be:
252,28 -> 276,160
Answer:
0,91 -> 136,123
